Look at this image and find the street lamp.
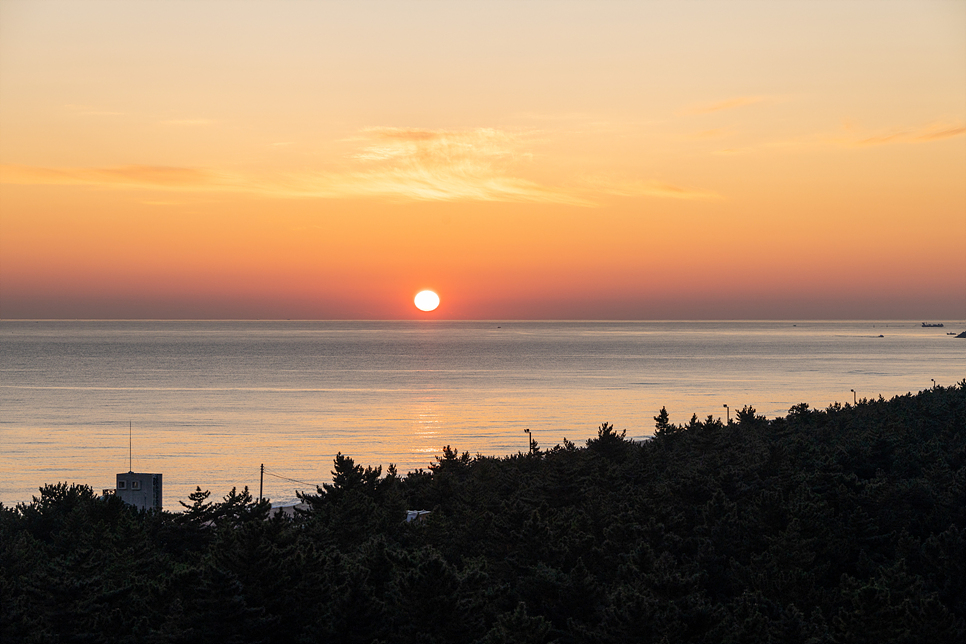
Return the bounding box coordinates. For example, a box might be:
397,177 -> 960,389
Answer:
524,428 -> 533,455
931,378 -> 936,389
723,404 -> 730,425
850,389 -> 856,405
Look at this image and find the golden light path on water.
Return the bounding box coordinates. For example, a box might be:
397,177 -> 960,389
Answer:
1,320 -> 963,509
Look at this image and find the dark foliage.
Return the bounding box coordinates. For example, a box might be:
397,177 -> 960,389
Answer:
2,382 -> 963,643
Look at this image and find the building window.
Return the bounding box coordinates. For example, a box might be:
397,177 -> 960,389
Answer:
131,480 -> 141,490
118,480 -> 127,489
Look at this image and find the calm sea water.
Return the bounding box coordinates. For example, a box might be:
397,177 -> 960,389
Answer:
1,320 -> 963,508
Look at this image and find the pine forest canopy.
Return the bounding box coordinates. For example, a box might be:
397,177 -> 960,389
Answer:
2,383 -> 964,642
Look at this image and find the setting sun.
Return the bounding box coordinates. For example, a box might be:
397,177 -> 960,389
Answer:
414,290 -> 440,312
0,1 -> 962,320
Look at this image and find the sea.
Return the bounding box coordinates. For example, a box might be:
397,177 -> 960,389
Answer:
1,320 -> 963,509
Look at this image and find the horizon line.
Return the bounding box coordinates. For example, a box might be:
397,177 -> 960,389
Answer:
2,318 -> 963,323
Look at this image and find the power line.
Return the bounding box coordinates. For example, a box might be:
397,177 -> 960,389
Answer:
263,469 -> 320,488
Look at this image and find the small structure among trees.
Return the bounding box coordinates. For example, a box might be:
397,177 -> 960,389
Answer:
115,471 -> 162,510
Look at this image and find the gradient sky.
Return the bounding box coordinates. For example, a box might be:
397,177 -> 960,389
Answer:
1,1 -> 964,319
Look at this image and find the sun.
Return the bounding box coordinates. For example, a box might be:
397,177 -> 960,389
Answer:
414,290 -> 440,312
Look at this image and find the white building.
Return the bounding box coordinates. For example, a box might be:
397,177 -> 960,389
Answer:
116,472 -> 163,510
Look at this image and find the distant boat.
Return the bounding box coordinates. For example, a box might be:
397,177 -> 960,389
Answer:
922,322 -> 944,328
957,331 -> 966,339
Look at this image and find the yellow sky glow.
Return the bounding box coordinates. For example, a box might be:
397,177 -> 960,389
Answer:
1,0 -> 963,319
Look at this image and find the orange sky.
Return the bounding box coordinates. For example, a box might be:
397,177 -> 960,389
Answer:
1,1 -> 964,319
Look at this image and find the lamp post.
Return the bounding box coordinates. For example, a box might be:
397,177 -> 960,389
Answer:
723,404 -> 730,425
850,389 -> 856,405
931,378 -> 936,389
524,428 -> 533,455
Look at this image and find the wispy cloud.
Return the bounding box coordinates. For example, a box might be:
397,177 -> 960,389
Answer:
687,96 -> 767,115
850,121 -> 966,147
266,127 -> 588,204
316,127 -> 590,204
351,127 -> 514,162
274,169 -> 584,204
0,164 -> 219,188
915,124 -> 966,141
588,177 -> 722,200
0,127 -> 721,206
854,132 -> 905,147
687,118 -> 966,156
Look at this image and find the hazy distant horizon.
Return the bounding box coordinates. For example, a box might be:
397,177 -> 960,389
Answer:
2,316 -> 965,322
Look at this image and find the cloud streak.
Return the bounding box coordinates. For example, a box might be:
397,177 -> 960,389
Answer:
0,164 -> 219,188
851,121 -> 965,147
915,125 -> 966,141
1,127 -> 720,206
588,177 -> 722,200
268,127 -> 591,204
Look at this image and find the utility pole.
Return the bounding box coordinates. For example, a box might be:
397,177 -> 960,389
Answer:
259,464 -> 264,503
